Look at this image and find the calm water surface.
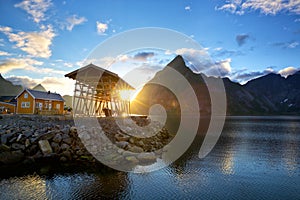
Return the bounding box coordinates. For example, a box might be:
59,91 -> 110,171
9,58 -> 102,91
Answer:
0,116 -> 300,199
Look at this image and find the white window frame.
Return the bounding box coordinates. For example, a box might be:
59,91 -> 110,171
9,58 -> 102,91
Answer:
24,93 -> 28,98
21,102 -> 30,108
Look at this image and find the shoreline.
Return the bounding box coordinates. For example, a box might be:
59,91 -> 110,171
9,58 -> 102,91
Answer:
0,114 -> 173,169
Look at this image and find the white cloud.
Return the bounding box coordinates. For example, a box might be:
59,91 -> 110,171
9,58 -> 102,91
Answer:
7,75 -> 75,96
0,57 -> 67,75
14,0 -> 52,23
185,6 -> 191,11
217,0 -> 300,15
0,51 -> 11,56
287,42 -> 299,48
65,15 -> 87,31
0,26 -> 12,33
174,48 -> 231,77
40,77 -> 75,95
216,58 -> 232,75
0,25 -> 55,58
278,66 -> 299,77
0,58 -> 42,74
96,21 -> 108,35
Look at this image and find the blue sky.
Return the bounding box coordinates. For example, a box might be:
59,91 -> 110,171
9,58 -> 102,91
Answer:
0,0 -> 300,95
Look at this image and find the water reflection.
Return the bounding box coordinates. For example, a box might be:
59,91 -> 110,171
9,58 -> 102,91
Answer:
1,116 -> 300,199
0,175 -> 47,199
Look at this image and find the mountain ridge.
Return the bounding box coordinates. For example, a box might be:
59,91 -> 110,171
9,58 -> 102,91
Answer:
132,55 -> 300,116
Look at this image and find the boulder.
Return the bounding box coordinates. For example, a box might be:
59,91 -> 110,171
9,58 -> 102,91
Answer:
1,133 -> 13,144
11,143 -> 25,151
53,134 -> 62,143
37,131 -> 56,141
25,139 -> 30,148
60,156 -> 67,162
115,133 -> 130,142
69,126 -> 77,134
125,156 -> 139,165
51,142 -> 61,153
0,144 -> 10,152
128,146 -> 144,153
61,143 -> 70,151
116,141 -> 129,149
62,137 -> 72,145
137,152 -> 156,164
38,140 -> 53,155
61,150 -> 72,160
22,130 -> 33,138
0,151 -> 24,165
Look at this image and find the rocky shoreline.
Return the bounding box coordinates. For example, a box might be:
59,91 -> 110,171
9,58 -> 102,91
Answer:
0,115 -> 173,169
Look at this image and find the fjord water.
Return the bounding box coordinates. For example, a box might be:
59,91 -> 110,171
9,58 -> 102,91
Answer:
1,116 -> 300,199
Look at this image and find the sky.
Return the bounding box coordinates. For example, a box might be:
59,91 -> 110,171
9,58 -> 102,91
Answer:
0,0 -> 300,96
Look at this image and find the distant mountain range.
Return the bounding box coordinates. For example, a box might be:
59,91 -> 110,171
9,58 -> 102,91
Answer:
0,74 -> 23,96
1,57 -> 300,115
131,55 -> 300,116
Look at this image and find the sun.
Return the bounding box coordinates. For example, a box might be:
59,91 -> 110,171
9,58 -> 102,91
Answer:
119,90 -> 133,101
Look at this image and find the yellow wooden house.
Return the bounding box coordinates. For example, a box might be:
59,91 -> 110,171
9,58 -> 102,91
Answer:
16,89 -> 64,115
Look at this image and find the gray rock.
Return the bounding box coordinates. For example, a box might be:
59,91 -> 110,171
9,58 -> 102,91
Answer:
11,143 -> 25,151
22,157 -> 35,165
129,137 -> 135,144
115,133 -> 130,142
22,130 -> 33,138
28,144 -> 38,156
16,134 -> 22,142
32,151 -> 43,160
137,140 -> 145,147
63,137 -> 72,145
51,142 -> 60,153
0,151 -> 24,164
125,156 -> 139,165
0,144 -> 10,152
38,140 -> 53,155
137,152 -> 157,164
116,141 -> 129,149
61,127 -> 70,135
60,156 -> 67,162
8,136 -> 17,143
52,134 -> 62,143
129,146 -> 144,153
61,150 -> 72,160
70,126 -> 77,134
1,133 -> 13,144
37,131 -> 56,141
25,139 -> 30,148
61,143 -> 70,151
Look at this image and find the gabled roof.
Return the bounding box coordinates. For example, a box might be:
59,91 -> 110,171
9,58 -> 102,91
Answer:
65,63 -> 134,90
0,101 -> 16,106
16,89 -> 64,101
0,96 -> 16,102
65,63 -> 118,80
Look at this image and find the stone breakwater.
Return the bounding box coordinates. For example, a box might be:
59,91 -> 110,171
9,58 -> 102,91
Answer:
0,115 -> 173,168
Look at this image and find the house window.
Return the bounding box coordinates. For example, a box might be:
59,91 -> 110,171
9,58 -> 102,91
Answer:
21,102 -> 30,108
24,93 -> 28,98
56,104 -> 60,110
49,103 -> 52,110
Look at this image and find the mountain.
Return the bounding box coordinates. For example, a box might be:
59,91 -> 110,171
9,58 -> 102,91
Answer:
131,56 -> 300,116
0,74 -> 23,97
32,84 -> 47,92
63,95 -> 73,108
